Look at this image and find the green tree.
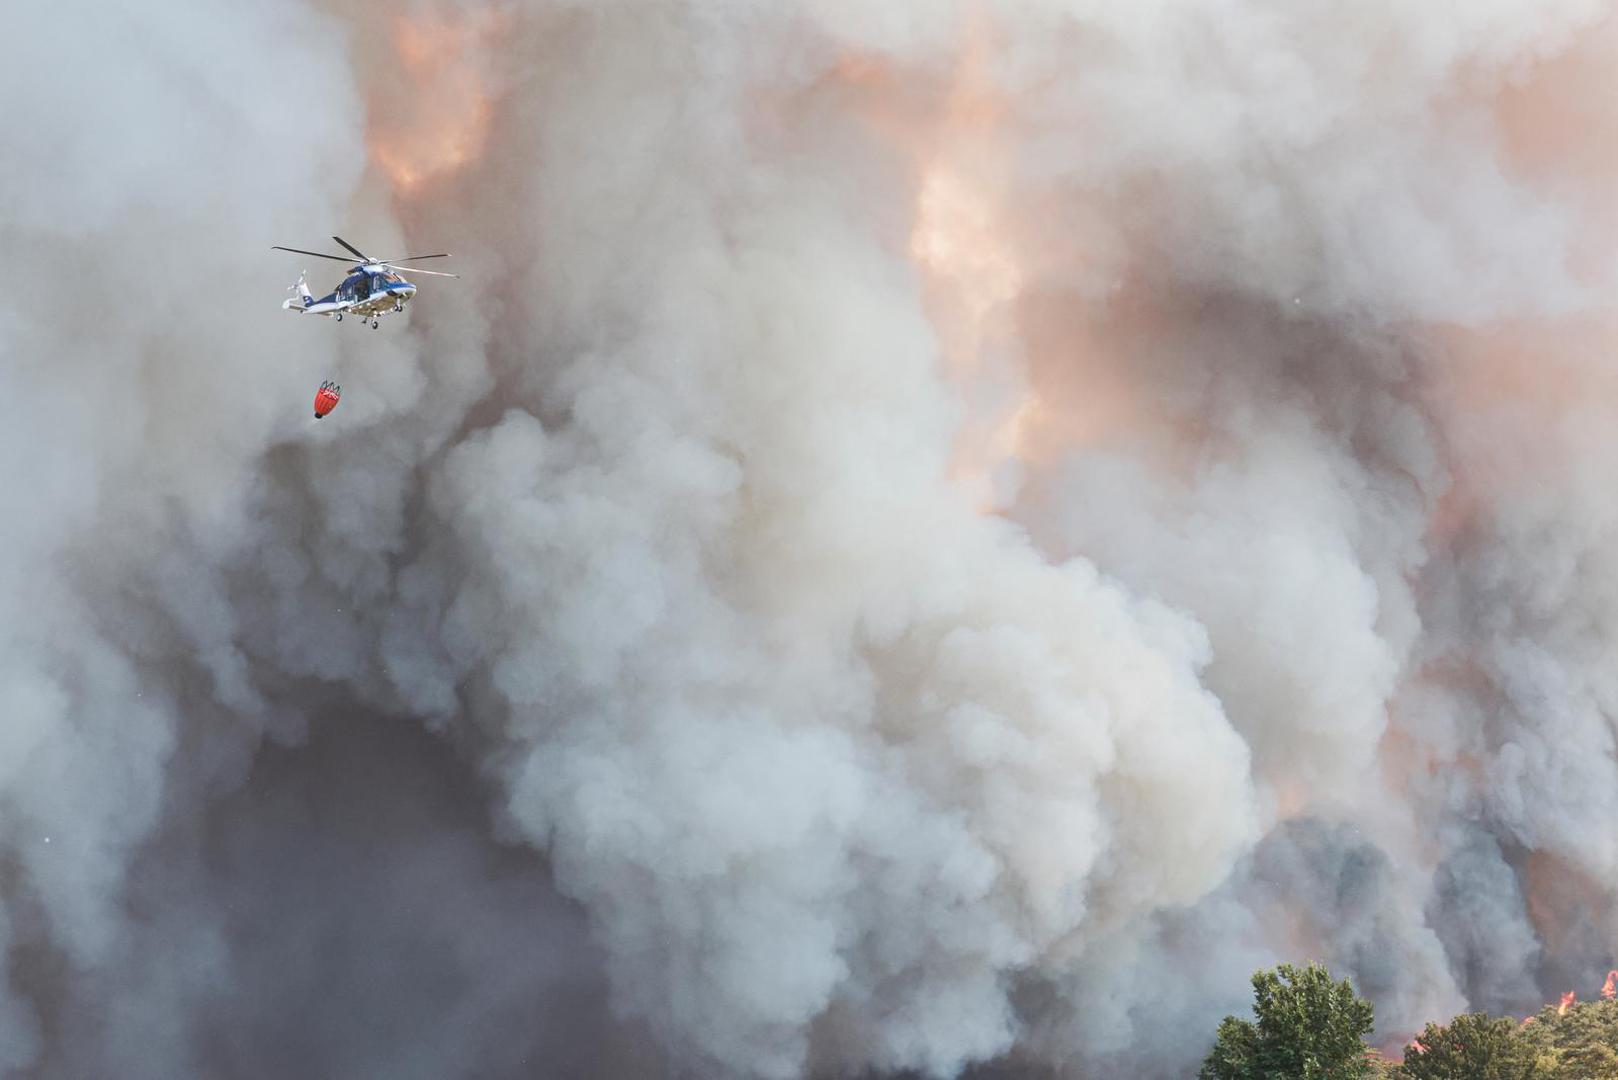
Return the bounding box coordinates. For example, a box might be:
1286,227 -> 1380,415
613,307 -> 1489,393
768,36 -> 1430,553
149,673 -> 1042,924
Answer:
1394,1013 -> 1539,1080
1201,963 -> 1377,1080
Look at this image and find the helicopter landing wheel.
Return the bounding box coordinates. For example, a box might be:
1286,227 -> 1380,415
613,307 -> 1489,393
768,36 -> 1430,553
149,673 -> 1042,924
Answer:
371,319 -> 380,329
334,313 -> 342,322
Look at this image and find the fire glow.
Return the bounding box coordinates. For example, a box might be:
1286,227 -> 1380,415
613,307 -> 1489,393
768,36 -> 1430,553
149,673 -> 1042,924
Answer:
904,28 -> 1044,514
367,9 -> 503,194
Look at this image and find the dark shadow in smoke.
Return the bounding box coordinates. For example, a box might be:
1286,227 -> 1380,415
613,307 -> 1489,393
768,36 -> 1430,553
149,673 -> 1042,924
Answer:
1426,830 -> 1541,1017
1233,818 -> 1449,1044
29,708 -> 670,1080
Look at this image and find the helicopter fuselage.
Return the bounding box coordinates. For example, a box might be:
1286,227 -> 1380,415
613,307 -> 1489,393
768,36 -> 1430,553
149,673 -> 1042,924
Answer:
282,266 -> 418,322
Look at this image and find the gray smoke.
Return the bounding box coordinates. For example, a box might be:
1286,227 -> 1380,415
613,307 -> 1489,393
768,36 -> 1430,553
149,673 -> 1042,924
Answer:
0,0 -> 1614,1077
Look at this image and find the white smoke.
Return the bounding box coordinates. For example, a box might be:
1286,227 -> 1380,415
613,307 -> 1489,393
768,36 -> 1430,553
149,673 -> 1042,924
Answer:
0,0 -> 1614,1077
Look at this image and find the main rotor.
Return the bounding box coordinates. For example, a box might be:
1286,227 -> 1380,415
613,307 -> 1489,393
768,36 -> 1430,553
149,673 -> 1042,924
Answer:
271,235 -> 458,277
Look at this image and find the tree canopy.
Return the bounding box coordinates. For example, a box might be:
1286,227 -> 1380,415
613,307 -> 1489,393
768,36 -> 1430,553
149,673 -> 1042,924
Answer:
1201,963 -> 1377,1080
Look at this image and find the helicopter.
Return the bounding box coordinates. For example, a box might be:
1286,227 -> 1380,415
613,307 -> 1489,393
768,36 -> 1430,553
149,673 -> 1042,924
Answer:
272,235 -> 456,329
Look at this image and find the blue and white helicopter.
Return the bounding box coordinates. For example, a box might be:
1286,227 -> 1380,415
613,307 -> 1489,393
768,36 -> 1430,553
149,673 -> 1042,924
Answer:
273,236 -> 456,328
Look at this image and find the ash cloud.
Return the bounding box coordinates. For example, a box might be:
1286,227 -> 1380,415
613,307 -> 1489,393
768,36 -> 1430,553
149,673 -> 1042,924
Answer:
0,1 -> 1615,1078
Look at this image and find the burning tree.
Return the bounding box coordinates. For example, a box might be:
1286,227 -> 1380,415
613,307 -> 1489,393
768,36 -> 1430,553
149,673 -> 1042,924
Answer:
1395,1013 -> 1538,1080
1514,993 -> 1618,1078
1204,966 -> 1618,1080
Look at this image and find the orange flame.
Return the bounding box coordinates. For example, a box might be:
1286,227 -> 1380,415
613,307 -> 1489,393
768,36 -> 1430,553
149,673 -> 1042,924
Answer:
1603,971 -> 1617,1000
1559,991 -> 1576,1016
367,9 -> 505,194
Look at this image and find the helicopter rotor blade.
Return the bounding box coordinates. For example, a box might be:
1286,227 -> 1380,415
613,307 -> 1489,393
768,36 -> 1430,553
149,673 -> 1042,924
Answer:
272,245 -> 353,262
379,253 -> 451,262
384,264 -> 458,278
331,235 -> 371,262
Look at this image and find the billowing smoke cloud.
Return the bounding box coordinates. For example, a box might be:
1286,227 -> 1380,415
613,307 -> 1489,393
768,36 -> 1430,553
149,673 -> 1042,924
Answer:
0,0 -> 1614,1077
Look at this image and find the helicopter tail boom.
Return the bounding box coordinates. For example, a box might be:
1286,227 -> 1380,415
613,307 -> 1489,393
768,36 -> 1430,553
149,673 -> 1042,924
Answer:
281,271 -> 315,310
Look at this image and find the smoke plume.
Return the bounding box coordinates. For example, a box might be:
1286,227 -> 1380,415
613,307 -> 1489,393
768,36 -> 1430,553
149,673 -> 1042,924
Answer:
0,0 -> 1614,1076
